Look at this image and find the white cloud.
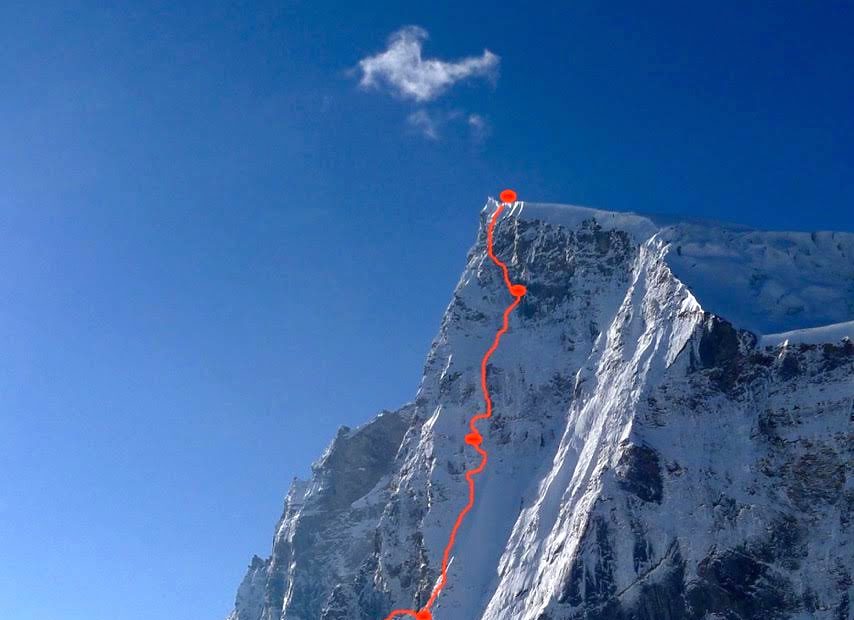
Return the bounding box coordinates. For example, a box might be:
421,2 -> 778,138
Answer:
358,26 -> 499,102
468,113 -> 490,140
407,109 -> 440,140
407,110 -> 492,141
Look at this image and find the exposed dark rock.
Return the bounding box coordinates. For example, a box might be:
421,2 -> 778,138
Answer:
687,547 -> 796,619
315,412 -> 410,511
822,339 -> 854,372
782,447 -> 846,511
558,543 -> 687,620
749,514 -> 807,566
558,517 -> 617,607
619,544 -> 687,620
615,443 -> 663,504
778,350 -> 802,380
697,315 -> 747,391
630,516 -> 652,573
698,316 -> 740,369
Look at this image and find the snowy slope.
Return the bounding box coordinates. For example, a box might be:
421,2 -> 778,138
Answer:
227,200 -> 854,620
759,320 -> 854,348
518,202 -> 854,334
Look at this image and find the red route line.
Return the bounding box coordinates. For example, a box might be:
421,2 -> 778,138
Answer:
383,191 -> 526,620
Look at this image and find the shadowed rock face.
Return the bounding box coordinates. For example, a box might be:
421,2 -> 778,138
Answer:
314,415 -> 412,511
698,317 -> 740,370
688,547 -> 795,619
558,517 -> 618,609
615,443 -> 663,504
695,315 -> 756,392
226,202 -> 854,620
228,409 -> 412,620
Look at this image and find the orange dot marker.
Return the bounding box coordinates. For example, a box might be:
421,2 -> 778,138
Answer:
464,432 -> 483,447
510,284 -> 527,297
416,610 -> 432,620
499,189 -> 517,203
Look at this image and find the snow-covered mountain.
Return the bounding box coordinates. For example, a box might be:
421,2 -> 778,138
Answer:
226,200 -> 854,620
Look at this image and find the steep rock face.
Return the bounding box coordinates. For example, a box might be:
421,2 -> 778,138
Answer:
519,319 -> 852,620
227,201 -> 853,620
227,409 -> 412,620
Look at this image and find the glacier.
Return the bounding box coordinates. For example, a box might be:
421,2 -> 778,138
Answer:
226,200 -> 853,620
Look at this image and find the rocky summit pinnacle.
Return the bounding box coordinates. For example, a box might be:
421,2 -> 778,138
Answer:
226,200 -> 854,620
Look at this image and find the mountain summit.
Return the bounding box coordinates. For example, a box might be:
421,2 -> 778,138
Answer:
227,200 -> 853,620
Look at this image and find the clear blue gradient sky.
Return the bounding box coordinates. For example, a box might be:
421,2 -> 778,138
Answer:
1,2 -> 852,619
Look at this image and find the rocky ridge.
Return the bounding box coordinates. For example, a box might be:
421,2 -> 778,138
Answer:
227,200 -> 853,620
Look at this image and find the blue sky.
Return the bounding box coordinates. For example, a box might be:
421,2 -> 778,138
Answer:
1,2 -> 852,619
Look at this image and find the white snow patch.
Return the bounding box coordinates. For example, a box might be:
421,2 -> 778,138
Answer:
494,199 -> 854,335
759,320 -> 854,348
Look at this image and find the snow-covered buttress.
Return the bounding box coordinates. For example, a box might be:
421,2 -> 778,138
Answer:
227,201 -> 854,620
